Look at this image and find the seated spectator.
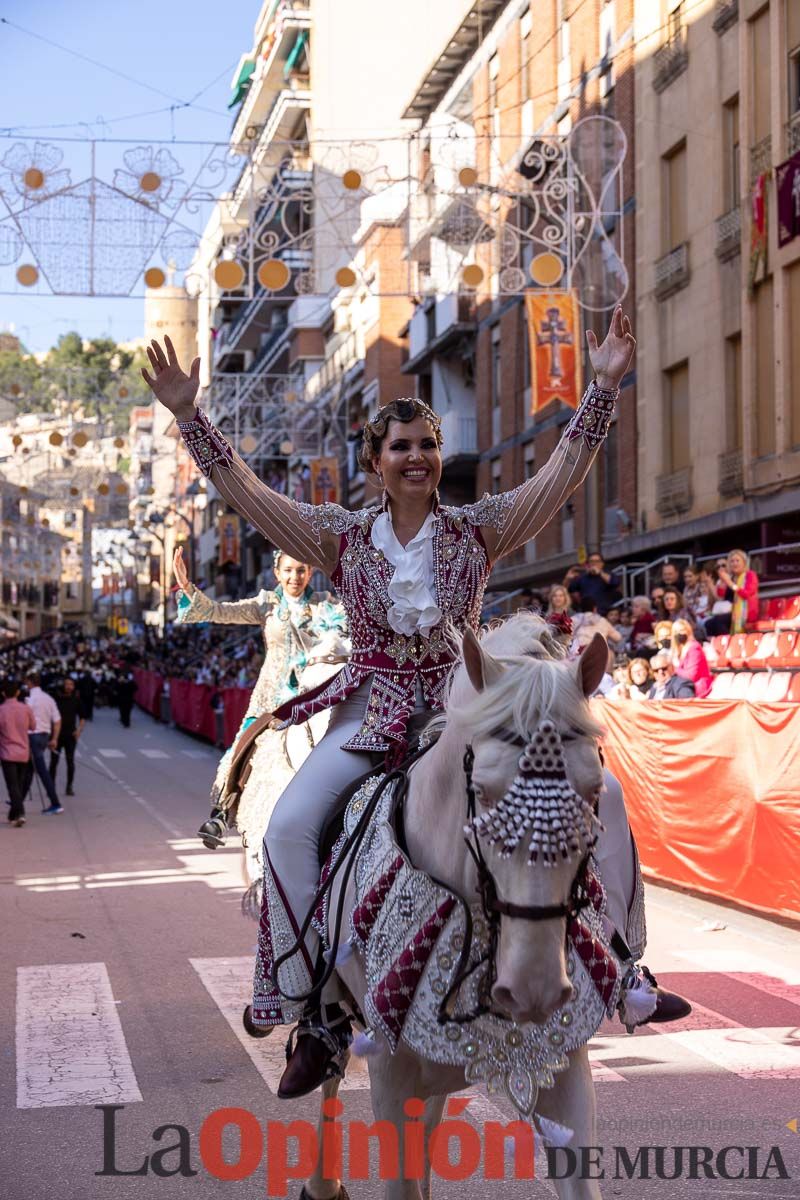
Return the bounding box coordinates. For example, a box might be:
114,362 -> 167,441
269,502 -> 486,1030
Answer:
671,618 -> 712,698
571,597 -> 623,668
647,653 -> 696,700
608,657 -> 652,701
653,620 -> 674,655
662,586 -> 693,625
615,605 -> 634,651
567,551 -> 622,616
658,560 -> 681,588
546,584 -> 573,618
706,549 -> 759,636
650,585 -> 666,621
630,595 -> 655,653
682,564 -> 712,626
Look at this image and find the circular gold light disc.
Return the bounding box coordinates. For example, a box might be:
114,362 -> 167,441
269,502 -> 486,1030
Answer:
458,166 -> 478,188
462,263 -> 484,287
335,266 -> 356,288
12,434 -> 22,446
73,431 -> 89,448
140,172 -> 161,193
114,437 -> 124,448
257,259 -> 291,291
97,483 -> 110,496
529,251 -> 564,287
214,260 -> 245,290
10,384 -> 21,396
17,264 -> 38,286
144,267 -> 165,288
239,434 -> 257,454
115,483 -> 127,495
119,386 -> 129,398
49,431 -> 63,446
342,169 -> 362,190
69,487 -> 79,496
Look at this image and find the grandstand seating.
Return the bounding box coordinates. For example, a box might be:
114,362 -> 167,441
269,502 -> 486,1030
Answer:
701,595 -> 800,700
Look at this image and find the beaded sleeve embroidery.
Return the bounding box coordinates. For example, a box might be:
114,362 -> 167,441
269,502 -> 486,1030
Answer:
177,409 -> 234,476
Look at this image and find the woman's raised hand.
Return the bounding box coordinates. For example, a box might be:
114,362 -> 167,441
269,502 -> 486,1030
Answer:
141,336 -> 200,422
585,305 -> 636,391
173,545 -> 190,592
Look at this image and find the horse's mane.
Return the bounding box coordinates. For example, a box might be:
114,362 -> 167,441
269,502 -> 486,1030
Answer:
430,612 -> 603,743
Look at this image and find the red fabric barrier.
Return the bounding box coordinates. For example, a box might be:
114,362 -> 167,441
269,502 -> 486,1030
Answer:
595,700 -> 800,921
133,668 -> 163,717
222,687 -> 253,748
168,678 -> 217,742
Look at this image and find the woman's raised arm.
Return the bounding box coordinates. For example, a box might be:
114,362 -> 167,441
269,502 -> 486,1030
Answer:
472,307 -> 635,561
143,338 -> 340,575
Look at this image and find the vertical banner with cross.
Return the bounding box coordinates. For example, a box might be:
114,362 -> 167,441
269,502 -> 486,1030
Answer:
218,514 -> 240,567
310,458 -> 340,505
525,290 -> 583,414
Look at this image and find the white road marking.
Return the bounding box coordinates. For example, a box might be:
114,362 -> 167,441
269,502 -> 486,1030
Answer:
97,748 -> 125,758
92,756 -> 181,839
139,749 -> 169,759
16,963 -> 141,1109
190,956 -> 368,1094
182,749 -> 213,759
674,947 -> 800,987
647,996 -> 800,1080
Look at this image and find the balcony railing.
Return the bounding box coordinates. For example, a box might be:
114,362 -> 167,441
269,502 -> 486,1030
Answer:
656,467 -> 693,517
714,205 -> 741,261
712,0 -> 738,35
653,26 -> 688,93
654,242 -> 690,300
787,112 -> 800,157
440,412 -> 478,463
718,448 -> 743,497
749,134 -> 772,184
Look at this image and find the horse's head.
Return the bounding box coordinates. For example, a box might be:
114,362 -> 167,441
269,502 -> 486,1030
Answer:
456,618 -> 606,1026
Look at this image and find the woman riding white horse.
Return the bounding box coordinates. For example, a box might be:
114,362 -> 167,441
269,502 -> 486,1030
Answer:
173,544 -> 348,895
143,306 -> 689,1101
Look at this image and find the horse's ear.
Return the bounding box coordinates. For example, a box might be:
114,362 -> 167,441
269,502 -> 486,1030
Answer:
463,627 -> 505,692
577,633 -> 608,697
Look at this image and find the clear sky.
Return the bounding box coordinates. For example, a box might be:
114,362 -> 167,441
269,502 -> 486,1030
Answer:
0,0 -> 255,351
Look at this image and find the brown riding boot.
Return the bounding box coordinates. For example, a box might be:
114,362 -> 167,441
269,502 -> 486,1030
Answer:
277,1012 -> 351,1100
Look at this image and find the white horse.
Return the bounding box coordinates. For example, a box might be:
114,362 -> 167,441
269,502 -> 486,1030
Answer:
303,615 -> 609,1200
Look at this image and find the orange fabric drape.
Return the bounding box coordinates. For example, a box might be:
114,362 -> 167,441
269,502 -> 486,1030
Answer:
595,700 -> 800,920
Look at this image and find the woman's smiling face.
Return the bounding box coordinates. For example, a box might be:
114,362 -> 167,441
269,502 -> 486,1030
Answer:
373,416 -> 442,503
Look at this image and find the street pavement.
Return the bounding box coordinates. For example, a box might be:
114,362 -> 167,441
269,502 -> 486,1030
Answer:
2,705 -> 799,1199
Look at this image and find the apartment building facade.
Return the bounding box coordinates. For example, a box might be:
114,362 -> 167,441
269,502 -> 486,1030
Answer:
397,0 -> 637,597
627,0 -> 800,582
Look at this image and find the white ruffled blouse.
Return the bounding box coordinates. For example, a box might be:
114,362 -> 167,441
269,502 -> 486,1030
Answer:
371,508 -> 443,637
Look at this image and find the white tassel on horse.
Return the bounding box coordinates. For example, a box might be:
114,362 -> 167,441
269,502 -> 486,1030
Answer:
351,1028 -> 384,1058
534,1115 -> 575,1148
619,967 -> 658,1027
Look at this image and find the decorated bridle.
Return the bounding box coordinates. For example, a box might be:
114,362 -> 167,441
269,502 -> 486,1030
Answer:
437,719 -> 601,1026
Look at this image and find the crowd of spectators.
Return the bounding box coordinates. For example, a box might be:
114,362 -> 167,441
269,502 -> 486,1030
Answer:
506,546 -> 761,701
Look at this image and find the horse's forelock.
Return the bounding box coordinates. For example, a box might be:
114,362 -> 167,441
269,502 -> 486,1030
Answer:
438,612 -> 602,744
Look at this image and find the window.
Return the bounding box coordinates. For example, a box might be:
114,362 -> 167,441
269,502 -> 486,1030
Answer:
723,96 -> 740,209
663,141 -> 688,252
604,420 -> 619,506
599,1 -> 616,98
491,328 -> 501,409
754,278 -> 775,457
663,362 -> 690,473
752,9 -> 771,143
789,262 -> 800,446
788,2 -> 800,114
524,441 -> 536,479
667,0 -> 684,44
491,457 -> 502,494
725,333 -> 743,452
520,7 -> 531,104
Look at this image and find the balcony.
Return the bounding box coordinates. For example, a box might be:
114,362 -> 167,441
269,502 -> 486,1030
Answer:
718,448 -> 743,497
714,205 -> 741,262
786,112 -> 800,157
440,411 -> 477,464
712,0 -> 738,35
654,242 -> 690,300
749,135 -> 772,184
656,467 -> 693,517
405,293 -> 477,373
653,27 -> 688,93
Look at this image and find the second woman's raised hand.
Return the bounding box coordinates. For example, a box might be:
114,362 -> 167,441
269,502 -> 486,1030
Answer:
141,336 -> 201,422
585,305 -> 636,391
173,545 -> 190,591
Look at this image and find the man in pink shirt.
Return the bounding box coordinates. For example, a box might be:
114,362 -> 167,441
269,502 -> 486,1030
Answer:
0,679 -> 36,826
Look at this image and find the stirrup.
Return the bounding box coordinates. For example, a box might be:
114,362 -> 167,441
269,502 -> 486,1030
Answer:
198,808 -> 228,850
242,1005 -> 273,1039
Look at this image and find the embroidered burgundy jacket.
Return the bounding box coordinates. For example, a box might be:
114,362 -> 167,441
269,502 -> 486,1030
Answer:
177,381 -> 616,754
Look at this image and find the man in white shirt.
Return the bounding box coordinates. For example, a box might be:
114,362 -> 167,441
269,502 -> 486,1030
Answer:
25,673 -> 62,813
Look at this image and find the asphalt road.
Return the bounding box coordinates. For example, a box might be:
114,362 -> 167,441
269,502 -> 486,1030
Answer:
1,705 -> 799,1200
